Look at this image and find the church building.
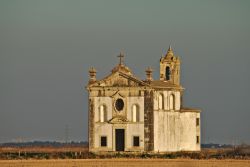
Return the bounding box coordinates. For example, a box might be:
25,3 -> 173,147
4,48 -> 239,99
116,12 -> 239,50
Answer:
86,46 -> 201,152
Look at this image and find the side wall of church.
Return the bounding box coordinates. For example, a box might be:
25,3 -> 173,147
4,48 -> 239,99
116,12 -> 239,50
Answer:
179,112 -> 200,151
153,90 -> 200,152
153,111 -> 200,152
154,111 -> 181,151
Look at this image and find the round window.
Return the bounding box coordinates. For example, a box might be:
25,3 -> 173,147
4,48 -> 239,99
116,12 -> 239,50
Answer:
115,98 -> 124,111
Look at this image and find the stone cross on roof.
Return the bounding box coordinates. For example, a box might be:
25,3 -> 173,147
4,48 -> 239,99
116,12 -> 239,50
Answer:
117,51 -> 125,65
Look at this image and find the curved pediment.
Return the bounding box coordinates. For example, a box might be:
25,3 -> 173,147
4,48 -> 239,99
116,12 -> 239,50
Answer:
88,71 -> 149,87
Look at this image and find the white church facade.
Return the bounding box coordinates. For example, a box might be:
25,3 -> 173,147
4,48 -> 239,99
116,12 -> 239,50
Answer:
86,46 -> 201,152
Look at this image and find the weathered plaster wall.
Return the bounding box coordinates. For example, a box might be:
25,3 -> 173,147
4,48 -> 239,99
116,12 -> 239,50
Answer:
154,110 -> 200,152
180,112 -> 201,151
126,123 -> 144,151
94,123 -> 113,151
154,111 -> 180,152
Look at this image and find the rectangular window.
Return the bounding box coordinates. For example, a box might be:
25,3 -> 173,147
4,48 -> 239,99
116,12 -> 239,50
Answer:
196,136 -> 200,144
101,136 -> 107,147
196,118 -> 200,126
133,136 -> 140,147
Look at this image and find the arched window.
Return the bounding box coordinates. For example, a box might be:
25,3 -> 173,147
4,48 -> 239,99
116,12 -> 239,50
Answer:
132,104 -> 139,122
159,94 -> 163,110
166,66 -> 171,80
169,94 -> 175,110
99,105 -> 107,122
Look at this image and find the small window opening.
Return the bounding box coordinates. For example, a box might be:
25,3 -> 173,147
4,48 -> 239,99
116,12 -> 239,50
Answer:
196,118 -> 200,126
101,136 -> 107,147
166,66 -> 171,80
133,136 -> 140,147
196,136 -> 200,144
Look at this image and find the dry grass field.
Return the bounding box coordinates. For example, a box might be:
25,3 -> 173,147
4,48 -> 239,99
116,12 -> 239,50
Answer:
1,146 -> 250,160
1,146 -> 250,166
0,146 -> 88,153
0,159 -> 249,167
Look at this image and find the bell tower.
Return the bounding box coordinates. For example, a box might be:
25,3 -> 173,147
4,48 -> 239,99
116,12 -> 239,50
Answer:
160,45 -> 180,85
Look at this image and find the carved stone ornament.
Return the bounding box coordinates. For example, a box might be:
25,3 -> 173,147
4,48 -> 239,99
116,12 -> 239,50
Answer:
108,116 -> 129,124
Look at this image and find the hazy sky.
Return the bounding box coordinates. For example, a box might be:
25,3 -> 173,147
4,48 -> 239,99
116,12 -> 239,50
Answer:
0,0 -> 249,144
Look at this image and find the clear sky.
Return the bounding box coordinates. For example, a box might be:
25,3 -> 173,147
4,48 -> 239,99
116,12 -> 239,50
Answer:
0,0 -> 249,144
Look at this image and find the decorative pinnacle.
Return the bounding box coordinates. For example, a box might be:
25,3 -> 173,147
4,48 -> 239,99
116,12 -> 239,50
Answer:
89,67 -> 96,73
168,45 -> 172,51
145,67 -> 153,81
145,67 -> 153,73
165,44 -> 174,58
89,67 -> 97,83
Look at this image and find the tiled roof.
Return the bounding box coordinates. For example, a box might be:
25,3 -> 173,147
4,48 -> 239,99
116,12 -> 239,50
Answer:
180,107 -> 201,113
149,80 -> 183,89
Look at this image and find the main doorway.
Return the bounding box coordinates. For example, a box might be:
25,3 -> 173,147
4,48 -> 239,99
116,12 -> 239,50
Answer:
115,129 -> 125,151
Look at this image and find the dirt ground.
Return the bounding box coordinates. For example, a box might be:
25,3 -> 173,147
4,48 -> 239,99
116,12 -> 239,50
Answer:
0,159 -> 249,167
